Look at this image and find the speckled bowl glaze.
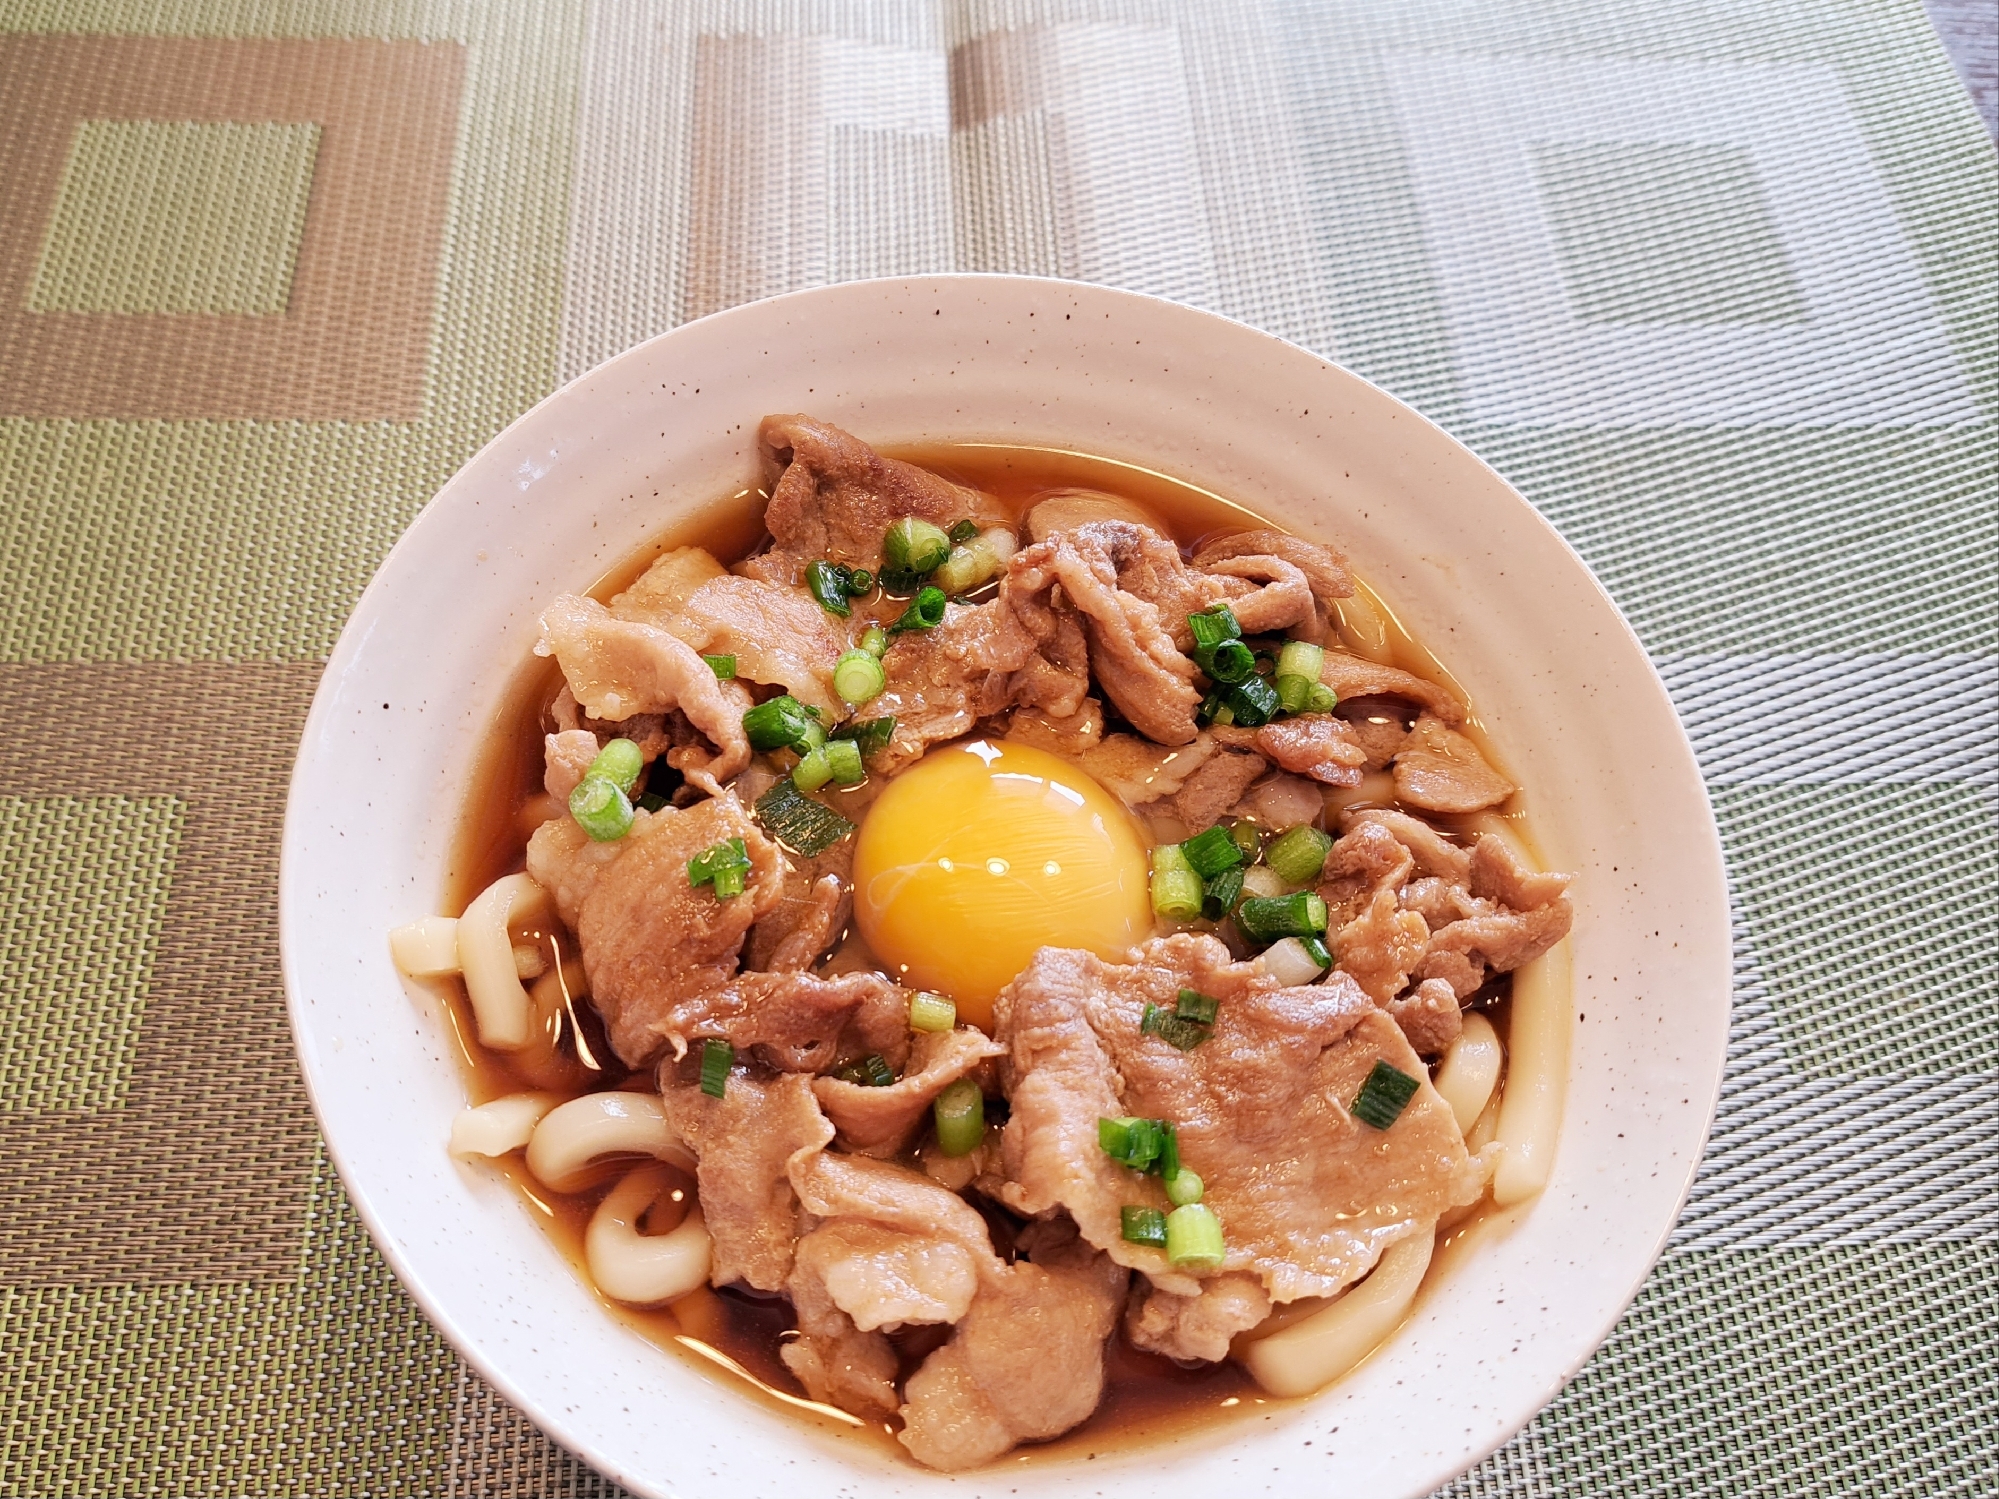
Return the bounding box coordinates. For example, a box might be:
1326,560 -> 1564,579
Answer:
281,276 -> 1730,1499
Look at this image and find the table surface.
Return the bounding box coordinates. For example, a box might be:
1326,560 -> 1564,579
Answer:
0,2 -> 1992,1495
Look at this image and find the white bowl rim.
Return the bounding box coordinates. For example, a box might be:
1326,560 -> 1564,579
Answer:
281,272 -> 1731,1499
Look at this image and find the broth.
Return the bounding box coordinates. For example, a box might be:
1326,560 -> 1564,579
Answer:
435,442 -> 1538,1464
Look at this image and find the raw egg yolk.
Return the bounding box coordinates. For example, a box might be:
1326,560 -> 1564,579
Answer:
852,739 -> 1151,1030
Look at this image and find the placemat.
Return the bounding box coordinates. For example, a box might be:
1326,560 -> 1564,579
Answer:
0,1 -> 1992,1494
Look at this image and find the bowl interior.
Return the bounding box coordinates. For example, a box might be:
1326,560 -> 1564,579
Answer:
281,275 -> 1731,1499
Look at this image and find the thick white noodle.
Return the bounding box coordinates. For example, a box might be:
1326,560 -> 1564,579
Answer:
1238,1228 -> 1436,1397
389,915 -> 461,977
586,1164 -> 711,1305
1493,937 -> 1571,1204
1432,1012 -> 1502,1135
456,873 -> 547,1050
1468,814 -> 1573,1206
448,1092 -> 563,1158
525,1091 -> 697,1191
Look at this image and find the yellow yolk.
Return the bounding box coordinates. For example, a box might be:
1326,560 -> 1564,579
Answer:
852,739 -> 1152,1031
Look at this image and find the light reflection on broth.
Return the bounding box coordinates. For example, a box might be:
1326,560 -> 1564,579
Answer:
432,442 -> 1554,1464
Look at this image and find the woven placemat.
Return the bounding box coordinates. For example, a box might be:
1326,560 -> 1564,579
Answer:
1,1 -> 1992,1494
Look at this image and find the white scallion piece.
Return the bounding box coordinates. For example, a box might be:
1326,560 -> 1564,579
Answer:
1259,936 -> 1329,988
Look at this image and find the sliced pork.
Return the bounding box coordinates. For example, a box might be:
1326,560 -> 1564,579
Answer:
622,969 -> 912,1075
1256,713 -> 1369,786
1393,714 -> 1516,813
812,1029 -> 1005,1157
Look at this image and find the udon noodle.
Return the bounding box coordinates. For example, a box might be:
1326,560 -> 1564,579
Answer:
392,418 -> 1574,1469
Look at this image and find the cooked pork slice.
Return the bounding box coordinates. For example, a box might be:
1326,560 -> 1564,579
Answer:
1192,529 -> 1355,636
624,969 -> 912,1075
1393,715 -> 1516,813
870,582 -> 1093,771
1385,977 -> 1463,1055
555,795 -> 786,1066
1318,652 -> 1466,727
1256,714 -> 1369,786
1399,874 -> 1480,931
1003,698 -> 1105,756
813,1028 -> 1005,1157
616,563 -> 848,719
1124,1272 -> 1271,1363
788,1181 -> 992,1330
524,814 -> 628,928
660,1070 -> 833,1292
747,837 -> 856,973
1170,748 -> 1266,832
756,414 -> 1009,580
1468,833 -> 1572,911
610,545 -> 728,616
1075,731 -> 1218,807
1199,553 -> 1316,639
542,728 -> 603,801
1341,807 -> 1473,882
536,594 -> 752,794
1334,887 -> 1431,1003
897,1241 -> 1126,1471
995,935 -> 1480,1307
1235,771 -> 1327,833
1420,900 -> 1573,1000
779,1271 -> 901,1420
1011,528 -> 1201,745
1317,820 -> 1417,929
1335,694 -> 1415,770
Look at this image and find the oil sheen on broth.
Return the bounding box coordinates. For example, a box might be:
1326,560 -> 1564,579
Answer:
435,441 -> 1552,1462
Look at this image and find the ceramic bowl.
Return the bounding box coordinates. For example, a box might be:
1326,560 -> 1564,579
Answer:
281,275 -> 1731,1498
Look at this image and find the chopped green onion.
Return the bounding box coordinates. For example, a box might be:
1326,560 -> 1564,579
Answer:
569,774 -> 633,841
1165,1202 -> 1226,1269
844,568 -> 874,596
835,1053 -> 896,1087
934,1078 -> 985,1156
1175,989 -> 1220,1025
1201,867 -> 1244,922
1187,604 -> 1242,652
1098,1116 -> 1177,1175
860,624 -> 888,657
947,519 -> 981,545
1196,689 -> 1233,729
754,778 -> 855,856
889,585 -> 947,633
637,790 -> 669,813
1165,1168 -> 1205,1207
1180,826 -> 1244,879
909,992 -> 956,1033
824,737 -> 865,785
1224,673 -> 1282,728
1227,819 -> 1264,860
932,542 -> 986,596
1121,1205 -> 1168,1248
1240,863 -> 1291,901
1150,844 -> 1205,921
1352,1059 -> 1421,1130
1202,638 -> 1256,684
699,1038 -> 733,1098
832,649 -> 886,705
687,836 -> 751,898
832,715 -> 896,758
806,559 -> 853,617
1267,825 -> 1334,885
1262,936 -> 1330,987
1236,891 -> 1330,943
791,745 -> 833,792
1143,1002 -> 1213,1051
703,653 -> 737,680
1300,933 -> 1334,969
587,738 -> 644,796
742,694 -> 820,753
883,517 -> 951,584
1277,640 -> 1325,685
1275,673 -> 1313,714
1307,682 -> 1339,714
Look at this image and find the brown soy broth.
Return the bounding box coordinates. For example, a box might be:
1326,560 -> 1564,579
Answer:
439,440 -> 1540,1463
